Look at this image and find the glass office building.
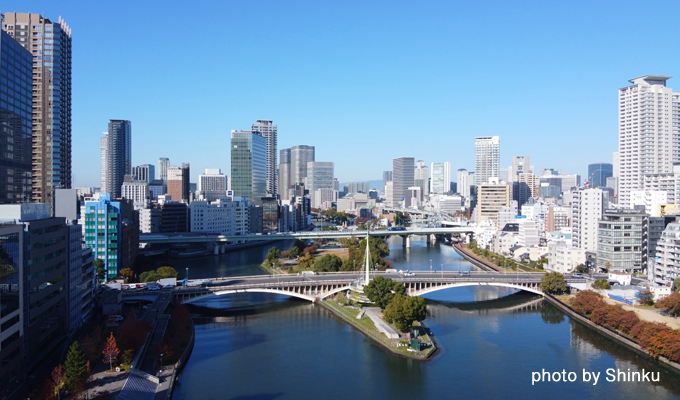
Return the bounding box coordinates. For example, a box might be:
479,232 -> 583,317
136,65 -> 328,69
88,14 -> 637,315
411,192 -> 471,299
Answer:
84,194 -> 122,279
0,31 -> 33,203
231,130 -> 267,199
588,163 -> 613,188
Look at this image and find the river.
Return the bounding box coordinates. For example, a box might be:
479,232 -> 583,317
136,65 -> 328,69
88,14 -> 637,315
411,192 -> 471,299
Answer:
171,236 -> 680,400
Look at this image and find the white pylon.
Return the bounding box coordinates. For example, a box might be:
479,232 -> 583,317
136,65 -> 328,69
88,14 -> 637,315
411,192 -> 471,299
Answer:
365,229 -> 371,285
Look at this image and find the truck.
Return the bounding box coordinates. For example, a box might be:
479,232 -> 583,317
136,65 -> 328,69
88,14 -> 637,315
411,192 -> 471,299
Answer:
301,271 -> 316,276
157,278 -> 177,287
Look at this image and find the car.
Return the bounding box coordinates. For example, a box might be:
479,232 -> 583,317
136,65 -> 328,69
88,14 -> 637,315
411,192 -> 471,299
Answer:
459,271 -> 470,276
108,315 -> 124,322
404,272 -> 416,277
162,284 -> 174,289
147,286 -> 160,291
571,273 -> 584,278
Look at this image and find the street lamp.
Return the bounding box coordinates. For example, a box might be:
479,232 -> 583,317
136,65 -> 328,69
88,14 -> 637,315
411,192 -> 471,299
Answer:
160,353 -> 164,369
186,268 -> 189,283
430,259 -> 432,274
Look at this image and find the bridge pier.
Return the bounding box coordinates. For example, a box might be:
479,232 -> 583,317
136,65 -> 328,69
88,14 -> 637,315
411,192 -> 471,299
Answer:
402,235 -> 411,248
220,244 -> 225,254
214,245 -> 220,255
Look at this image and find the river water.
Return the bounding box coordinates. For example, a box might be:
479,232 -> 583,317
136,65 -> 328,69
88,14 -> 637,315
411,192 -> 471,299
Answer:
171,236 -> 680,400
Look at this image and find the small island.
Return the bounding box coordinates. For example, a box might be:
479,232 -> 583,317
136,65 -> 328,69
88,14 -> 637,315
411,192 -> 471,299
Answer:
322,276 -> 437,360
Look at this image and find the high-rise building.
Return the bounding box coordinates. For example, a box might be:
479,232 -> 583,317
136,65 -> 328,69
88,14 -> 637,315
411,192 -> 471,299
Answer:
457,169 -> 471,198
597,209 -> 644,273
158,157 -> 169,181
475,184 -> 511,227
587,163 -> 613,188
306,162 -> 334,194
0,31 -> 32,203
0,223 -> 24,392
231,130 -> 267,199
121,176 -> 150,209
431,162 -> 451,195
650,221 -> 680,286
197,168 -> 227,201
167,163 -> 190,203
414,161 -> 429,197
279,149 -> 291,199
618,75 -> 680,206
343,182 -> 369,194
105,120 -> 132,198
290,145 -> 315,189
474,136 -> 500,185
392,157 -> 415,207
132,164 -> 155,182
252,120 -> 277,196
2,13 -> 72,204
510,155 -> 532,182
382,171 -> 393,190
100,133 -> 108,193
572,188 -> 605,251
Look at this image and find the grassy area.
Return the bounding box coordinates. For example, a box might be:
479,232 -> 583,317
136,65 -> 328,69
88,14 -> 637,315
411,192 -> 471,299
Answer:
322,300 -> 436,359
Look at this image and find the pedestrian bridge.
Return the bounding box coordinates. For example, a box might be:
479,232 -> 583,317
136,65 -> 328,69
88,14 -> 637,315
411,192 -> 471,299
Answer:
169,272 -> 584,304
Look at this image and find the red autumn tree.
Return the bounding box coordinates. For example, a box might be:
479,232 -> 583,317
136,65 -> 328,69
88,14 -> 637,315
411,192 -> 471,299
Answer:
119,309 -> 152,351
102,332 -> 120,371
51,364 -> 65,398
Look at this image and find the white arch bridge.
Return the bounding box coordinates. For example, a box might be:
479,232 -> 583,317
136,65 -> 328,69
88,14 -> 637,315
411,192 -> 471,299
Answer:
165,272 -> 585,304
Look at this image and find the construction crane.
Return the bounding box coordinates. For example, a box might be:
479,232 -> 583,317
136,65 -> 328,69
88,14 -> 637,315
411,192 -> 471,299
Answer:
583,171 -> 597,189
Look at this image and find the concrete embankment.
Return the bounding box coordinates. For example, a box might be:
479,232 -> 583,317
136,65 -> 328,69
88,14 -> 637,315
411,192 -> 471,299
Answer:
543,294 -> 680,375
452,243 -> 499,272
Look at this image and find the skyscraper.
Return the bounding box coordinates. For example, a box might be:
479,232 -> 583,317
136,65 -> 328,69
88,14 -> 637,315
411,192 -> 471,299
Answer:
457,168 -> 471,198
0,30 -> 32,203
587,163 -> 613,188
167,163 -> 190,203
290,145 -> 315,188
306,162 -> 334,193
618,75 -> 680,206
105,120 -> 131,198
252,120 -> 277,196
158,157 -> 169,181
3,13 -> 72,204
510,155 -> 531,182
382,171 -> 393,190
431,162 -> 451,195
100,133 -> 108,193
392,157 -> 414,207
414,160 -> 429,196
231,130 -> 267,199
132,164 -> 155,182
279,149 -> 291,199
474,136 -> 500,185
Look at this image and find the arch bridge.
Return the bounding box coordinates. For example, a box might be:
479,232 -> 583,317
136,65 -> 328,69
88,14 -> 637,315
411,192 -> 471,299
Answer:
167,272 -> 583,304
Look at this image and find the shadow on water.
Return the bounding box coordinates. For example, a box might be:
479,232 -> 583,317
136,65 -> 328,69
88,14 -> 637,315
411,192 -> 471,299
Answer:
569,318 -> 680,395
229,394 -> 284,400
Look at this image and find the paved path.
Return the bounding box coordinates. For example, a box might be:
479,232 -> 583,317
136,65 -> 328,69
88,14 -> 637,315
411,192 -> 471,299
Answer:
602,297 -> 680,329
364,308 -> 400,339
87,370 -> 129,397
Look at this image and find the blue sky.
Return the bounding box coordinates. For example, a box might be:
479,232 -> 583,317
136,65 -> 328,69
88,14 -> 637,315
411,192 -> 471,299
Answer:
3,0 -> 680,186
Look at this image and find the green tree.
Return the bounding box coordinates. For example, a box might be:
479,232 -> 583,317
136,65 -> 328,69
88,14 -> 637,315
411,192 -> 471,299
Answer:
335,291 -> 348,305
139,270 -> 161,283
363,276 -> 406,309
94,258 -> 106,281
359,237 -> 390,257
265,247 -> 281,263
297,252 -> 314,270
574,264 -> 588,274
64,341 -> 88,390
340,257 -> 355,272
119,268 -> 135,282
313,254 -> 342,272
674,278 -> 680,292
383,294 -> 427,331
637,290 -> 654,306
293,239 -> 307,254
539,272 -> 567,294
288,246 -> 300,258
592,278 -> 611,290
157,266 -> 179,278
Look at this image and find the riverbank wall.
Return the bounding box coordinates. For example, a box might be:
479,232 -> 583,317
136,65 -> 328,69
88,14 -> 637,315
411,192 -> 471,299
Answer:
164,315 -> 196,399
452,243 -> 499,272
543,294 -> 680,374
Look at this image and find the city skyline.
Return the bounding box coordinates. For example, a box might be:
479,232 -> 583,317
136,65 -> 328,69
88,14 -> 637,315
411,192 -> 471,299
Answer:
4,1 -> 678,187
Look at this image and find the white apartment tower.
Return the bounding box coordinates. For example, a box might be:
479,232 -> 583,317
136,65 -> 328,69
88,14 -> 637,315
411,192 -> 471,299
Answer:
100,133 -> 108,193
252,120 -> 277,196
457,169 -> 471,198
474,136 -> 500,185
431,162 -> 451,194
158,158 -> 170,181
392,157 -> 415,208
414,161 -> 429,196
572,188 -> 605,251
618,75 -> 680,207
